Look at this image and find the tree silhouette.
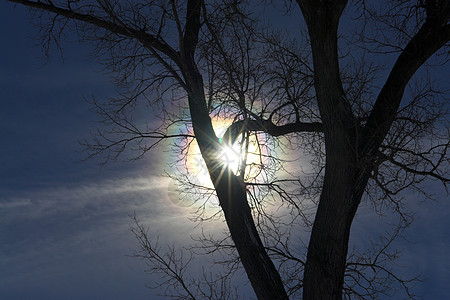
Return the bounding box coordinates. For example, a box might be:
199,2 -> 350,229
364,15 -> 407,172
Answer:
8,0 -> 449,299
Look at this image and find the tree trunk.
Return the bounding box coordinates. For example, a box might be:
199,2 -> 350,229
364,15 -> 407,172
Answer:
181,2 -> 288,295
213,164 -> 289,300
298,1 -> 450,298
302,151 -> 362,299
302,132 -> 371,300
296,1 -> 359,299
187,93 -> 289,300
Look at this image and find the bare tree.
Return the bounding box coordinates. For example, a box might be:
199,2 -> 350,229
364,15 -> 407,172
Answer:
8,0 -> 449,299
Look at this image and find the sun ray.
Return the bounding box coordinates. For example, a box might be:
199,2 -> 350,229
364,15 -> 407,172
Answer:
184,117 -> 269,190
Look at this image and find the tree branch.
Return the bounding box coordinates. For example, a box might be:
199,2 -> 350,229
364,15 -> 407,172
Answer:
221,118 -> 323,145
362,14 -> 450,156
8,0 -> 183,72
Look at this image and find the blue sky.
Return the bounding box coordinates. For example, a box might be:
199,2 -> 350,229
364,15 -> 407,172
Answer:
0,3 -> 185,299
1,2 -> 449,300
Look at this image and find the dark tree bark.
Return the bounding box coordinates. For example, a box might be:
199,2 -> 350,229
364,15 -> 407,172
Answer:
180,2 -> 289,299
295,1 -> 358,298
188,90 -> 289,299
296,0 -> 450,299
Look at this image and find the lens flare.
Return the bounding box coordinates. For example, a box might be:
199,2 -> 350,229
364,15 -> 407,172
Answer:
218,143 -> 240,171
184,117 -> 267,184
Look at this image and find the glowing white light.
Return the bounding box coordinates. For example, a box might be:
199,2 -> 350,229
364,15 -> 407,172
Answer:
185,117 -> 267,183
219,143 -> 241,172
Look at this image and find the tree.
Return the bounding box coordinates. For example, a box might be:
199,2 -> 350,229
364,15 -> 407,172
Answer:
8,0 -> 449,299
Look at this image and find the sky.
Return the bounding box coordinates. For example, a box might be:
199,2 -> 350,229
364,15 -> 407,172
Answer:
0,3 -> 201,299
1,2 -> 449,300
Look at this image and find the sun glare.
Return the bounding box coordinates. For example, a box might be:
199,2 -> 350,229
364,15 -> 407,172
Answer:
184,117 -> 266,188
218,142 -> 241,172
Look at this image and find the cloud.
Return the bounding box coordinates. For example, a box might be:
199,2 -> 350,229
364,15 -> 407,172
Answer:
0,174 -> 203,299
1,175 -> 167,218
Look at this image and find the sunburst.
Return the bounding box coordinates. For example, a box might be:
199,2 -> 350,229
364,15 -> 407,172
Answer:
183,117 -> 268,189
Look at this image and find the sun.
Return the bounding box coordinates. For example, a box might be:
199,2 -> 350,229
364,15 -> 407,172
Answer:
184,118 -> 239,183
218,142 -> 241,172
184,117 -> 267,187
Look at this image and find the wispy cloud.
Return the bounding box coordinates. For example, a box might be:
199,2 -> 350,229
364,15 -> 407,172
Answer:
1,175 -> 169,218
0,174 -> 201,299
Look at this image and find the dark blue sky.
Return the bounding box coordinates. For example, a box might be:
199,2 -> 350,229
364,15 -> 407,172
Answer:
0,3 -> 178,299
1,2 -> 449,300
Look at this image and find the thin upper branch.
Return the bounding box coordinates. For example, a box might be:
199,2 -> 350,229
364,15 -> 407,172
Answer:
8,0 -> 183,79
